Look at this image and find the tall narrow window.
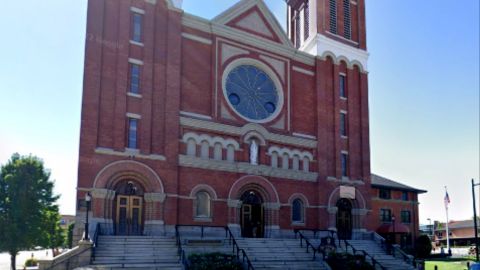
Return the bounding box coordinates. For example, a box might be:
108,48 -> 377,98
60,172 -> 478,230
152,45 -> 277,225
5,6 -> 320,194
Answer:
401,210 -> 411,223
303,1 -> 310,41
302,157 -> 310,172
380,209 -> 392,222
282,153 -> 289,169
339,75 -> 347,98
292,155 -> 300,171
130,64 -> 140,94
128,118 -> 138,149
340,112 -> 347,137
200,141 -> 209,159
195,191 -> 211,218
186,138 -> 196,156
226,145 -> 235,162
213,143 -> 222,160
292,198 -> 304,223
295,13 -> 301,48
329,0 -> 337,34
132,13 -> 143,42
341,153 -> 348,177
271,152 -> 278,168
343,0 -> 351,39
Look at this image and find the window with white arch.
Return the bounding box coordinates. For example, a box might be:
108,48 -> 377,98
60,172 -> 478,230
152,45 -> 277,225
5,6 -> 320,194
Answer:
302,157 -> 310,172
226,145 -> 235,162
187,138 -> 196,156
195,191 -> 211,219
282,153 -> 289,169
292,155 -> 300,171
292,198 -> 304,223
271,151 -> 278,168
200,141 -> 209,159
213,143 -> 222,160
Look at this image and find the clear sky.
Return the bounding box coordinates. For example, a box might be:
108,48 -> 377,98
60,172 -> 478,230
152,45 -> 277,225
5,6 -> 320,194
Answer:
0,0 -> 478,226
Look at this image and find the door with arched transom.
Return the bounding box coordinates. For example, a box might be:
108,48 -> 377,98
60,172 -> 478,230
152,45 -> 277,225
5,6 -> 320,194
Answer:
336,198 -> 353,240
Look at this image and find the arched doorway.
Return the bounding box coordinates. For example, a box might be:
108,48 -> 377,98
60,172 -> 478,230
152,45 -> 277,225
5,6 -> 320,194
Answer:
113,180 -> 145,235
240,190 -> 264,238
336,198 -> 353,240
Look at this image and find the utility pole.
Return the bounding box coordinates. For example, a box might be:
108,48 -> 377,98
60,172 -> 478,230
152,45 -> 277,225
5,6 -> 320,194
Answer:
472,179 -> 479,262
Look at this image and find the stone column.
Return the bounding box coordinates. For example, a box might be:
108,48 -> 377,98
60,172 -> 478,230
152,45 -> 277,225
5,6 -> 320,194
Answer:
327,207 -> 338,231
263,202 -> 280,238
144,192 -> 166,236
91,188 -> 115,235
227,199 -> 242,237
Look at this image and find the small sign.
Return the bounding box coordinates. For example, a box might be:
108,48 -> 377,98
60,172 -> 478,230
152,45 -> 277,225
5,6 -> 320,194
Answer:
340,186 -> 356,199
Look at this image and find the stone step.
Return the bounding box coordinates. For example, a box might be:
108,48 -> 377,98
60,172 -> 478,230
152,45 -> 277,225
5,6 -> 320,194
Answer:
83,263 -> 182,270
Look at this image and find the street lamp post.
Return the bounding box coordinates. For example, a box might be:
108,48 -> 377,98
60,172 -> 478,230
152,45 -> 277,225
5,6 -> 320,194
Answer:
471,179 -> 479,262
392,214 -> 396,244
427,218 -> 433,240
84,192 -> 92,241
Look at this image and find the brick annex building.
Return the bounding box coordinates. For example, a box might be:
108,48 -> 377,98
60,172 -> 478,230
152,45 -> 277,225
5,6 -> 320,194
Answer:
74,0 -> 426,246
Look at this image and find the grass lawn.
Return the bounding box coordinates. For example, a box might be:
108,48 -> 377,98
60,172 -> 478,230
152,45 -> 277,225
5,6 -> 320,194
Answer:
425,260 -> 473,270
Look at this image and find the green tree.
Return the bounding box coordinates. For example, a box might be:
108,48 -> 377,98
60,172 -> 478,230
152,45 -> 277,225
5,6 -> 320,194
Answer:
0,153 -> 59,270
66,223 -> 75,248
415,235 -> 432,258
40,210 -> 65,256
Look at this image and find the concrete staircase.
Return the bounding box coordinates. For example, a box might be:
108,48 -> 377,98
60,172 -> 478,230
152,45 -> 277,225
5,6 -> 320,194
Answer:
89,235 -> 182,270
345,240 -> 415,270
236,238 -> 329,270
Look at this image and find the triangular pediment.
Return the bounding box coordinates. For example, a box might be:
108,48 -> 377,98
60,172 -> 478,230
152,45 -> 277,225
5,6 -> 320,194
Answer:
213,0 -> 293,47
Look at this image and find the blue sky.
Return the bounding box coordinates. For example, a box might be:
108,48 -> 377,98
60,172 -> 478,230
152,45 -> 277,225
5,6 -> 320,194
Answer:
0,0 -> 478,225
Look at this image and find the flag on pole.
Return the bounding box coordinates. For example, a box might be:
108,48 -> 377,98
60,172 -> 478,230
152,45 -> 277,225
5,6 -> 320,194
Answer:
444,190 -> 450,209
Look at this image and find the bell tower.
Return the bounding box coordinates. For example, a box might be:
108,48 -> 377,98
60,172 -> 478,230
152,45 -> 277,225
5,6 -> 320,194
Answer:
287,0 -> 368,68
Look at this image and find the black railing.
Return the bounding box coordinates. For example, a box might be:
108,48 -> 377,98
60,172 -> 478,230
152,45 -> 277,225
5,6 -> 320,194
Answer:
295,229 -> 340,248
91,223 -> 101,263
175,224 -> 227,239
225,226 -> 254,270
175,225 -> 189,269
294,229 -> 326,261
342,239 -> 387,270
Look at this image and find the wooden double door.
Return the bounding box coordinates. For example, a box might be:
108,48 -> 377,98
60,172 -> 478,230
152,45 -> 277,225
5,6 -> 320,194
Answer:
116,195 -> 143,235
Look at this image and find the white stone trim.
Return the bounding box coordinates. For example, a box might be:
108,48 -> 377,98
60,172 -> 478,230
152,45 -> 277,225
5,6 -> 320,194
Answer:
130,6 -> 145,14
340,110 -> 348,114
292,132 -> 316,140
292,66 -> 315,76
126,112 -> 142,119
189,184 -> 218,200
128,58 -> 144,65
129,40 -> 145,47
179,111 -> 212,120
127,92 -> 143,98
94,147 -> 166,161
341,150 -> 349,154
181,132 -> 240,150
287,193 -> 310,207
180,117 -> 317,148
181,33 -> 213,45
267,146 -> 314,161
144,193 -> 166,203
179,155 -> 318,182
339,72 -> 347,76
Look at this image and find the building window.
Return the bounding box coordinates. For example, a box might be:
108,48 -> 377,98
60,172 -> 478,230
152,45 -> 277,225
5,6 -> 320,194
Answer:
186,138 -> 196,156
292,198 -> 304,223
302,157 -> 310,172
380,208 -> 392,222
340,112 -> 347,137
341,153 -> 348,177
132,13 -> 143,42
292,155 -> 300,171
195,191 -> 211,218
329,0 -> 337,34
303,1 -> 310,41
130,64 -> 140,94
226,145 -> 235,162
295,13 -> 301,48
282,153 -> 289,169
379,189 -> 391,200
340,74 -> 347,98
271,152 -> 278,168
401,210 -> 411,223
128,118 -> 138,149
213,143 -> 222,160
402,191 -> 409,201
343,0 -> 351,39
200,141 -> 209,159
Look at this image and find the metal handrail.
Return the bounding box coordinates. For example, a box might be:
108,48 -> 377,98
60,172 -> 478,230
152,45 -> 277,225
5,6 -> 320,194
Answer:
294,229 -> 326,261
371,232 -> 415,267
175,225 -> 189,269
342,239 -> 387,270
91,223 -> 101,262
295,229 -> 340,248
225,226 -> 255,270
175,224 -> 228,238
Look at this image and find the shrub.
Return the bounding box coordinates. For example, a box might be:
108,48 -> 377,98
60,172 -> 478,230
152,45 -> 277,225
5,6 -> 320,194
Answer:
326,252 -> 375,270
188,252 -> 243,270
415,235 -> 432,258
24,258 -> 38,267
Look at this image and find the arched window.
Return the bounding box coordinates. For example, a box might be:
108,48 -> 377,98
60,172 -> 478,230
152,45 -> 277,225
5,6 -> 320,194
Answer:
292,198 -> 304,223
187,138 -> 196,156
195,191 -> 211,218
200,141 -> 209,159
226,145 -> 235,162
282,153 -> 289,169
292,155 -> 300,171
271,151 -> 278,168
302,157 -> 310,172
213,143 -> 222,160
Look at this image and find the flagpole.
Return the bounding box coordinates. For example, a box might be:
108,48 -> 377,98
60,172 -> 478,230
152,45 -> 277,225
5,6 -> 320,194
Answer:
445,186 -> 450,251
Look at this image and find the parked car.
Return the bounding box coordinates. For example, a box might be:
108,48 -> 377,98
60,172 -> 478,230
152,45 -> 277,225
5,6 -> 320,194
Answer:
470,263 -> 480,270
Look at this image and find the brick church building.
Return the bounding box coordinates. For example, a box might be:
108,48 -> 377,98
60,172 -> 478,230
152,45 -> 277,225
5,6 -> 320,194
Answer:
75,0 -> 426,245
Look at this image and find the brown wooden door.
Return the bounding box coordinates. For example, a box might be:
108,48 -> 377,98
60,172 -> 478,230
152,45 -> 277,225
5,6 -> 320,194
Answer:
116,195 -> 143,235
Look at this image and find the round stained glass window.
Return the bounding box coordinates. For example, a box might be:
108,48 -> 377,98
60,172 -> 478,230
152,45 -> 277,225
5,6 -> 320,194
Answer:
225,65 -> 279,121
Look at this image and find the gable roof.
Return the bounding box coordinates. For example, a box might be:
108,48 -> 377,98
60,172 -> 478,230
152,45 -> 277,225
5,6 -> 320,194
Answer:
212,0 -> 293,47
371,174 -> 427,194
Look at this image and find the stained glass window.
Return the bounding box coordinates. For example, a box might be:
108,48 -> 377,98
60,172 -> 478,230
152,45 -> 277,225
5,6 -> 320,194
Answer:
225,65 -> 279,121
